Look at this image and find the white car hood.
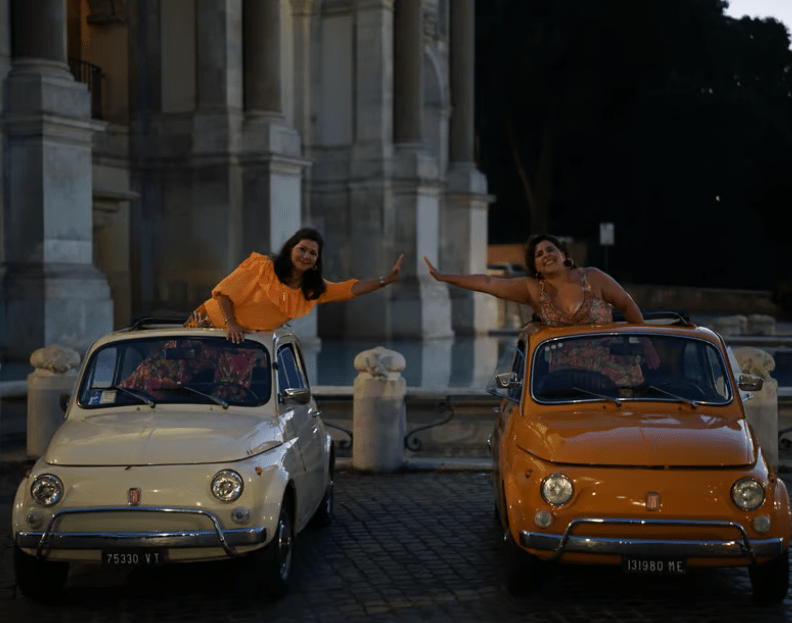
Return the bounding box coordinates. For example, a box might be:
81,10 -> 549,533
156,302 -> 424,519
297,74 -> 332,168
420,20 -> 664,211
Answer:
44,411 -> 285,466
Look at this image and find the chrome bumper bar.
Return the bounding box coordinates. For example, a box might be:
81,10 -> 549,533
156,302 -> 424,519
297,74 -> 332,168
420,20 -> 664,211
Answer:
16,506 -> 267,559
520,517 -> 786,565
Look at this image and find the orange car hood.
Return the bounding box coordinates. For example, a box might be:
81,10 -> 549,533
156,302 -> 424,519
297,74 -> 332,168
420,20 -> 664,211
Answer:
522,408 -> 755,467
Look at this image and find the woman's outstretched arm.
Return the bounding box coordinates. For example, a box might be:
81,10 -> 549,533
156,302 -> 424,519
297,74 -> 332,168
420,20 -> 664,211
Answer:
350,254 -> 404,295
423,257 -> 533,304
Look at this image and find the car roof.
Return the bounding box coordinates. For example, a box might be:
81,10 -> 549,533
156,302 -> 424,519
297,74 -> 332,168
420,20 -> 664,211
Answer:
520,311 -> 723,346
86,317 -> 293,351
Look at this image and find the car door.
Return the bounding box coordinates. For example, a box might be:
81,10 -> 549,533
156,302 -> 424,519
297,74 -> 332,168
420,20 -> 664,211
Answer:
275,339 -> 326,519
488,336 -> 526,514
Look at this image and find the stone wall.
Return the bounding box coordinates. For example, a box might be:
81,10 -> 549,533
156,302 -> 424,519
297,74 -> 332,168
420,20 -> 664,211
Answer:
626,284 -> 779,316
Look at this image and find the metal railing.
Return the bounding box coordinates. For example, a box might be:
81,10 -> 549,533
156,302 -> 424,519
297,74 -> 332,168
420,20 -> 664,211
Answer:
68,57 -> 103,120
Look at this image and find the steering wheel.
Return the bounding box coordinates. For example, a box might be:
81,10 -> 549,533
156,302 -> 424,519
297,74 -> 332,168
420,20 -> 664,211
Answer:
653,379 -> 707,400
205,382 -> 259,402
538,369 -> 617,394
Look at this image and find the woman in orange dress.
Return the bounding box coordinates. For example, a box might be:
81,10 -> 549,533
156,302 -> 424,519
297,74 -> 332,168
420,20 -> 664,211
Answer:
185,228 -> 403,343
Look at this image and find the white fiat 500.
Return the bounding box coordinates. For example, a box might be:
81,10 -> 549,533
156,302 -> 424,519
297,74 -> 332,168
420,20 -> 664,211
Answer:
12,320 -> 335,601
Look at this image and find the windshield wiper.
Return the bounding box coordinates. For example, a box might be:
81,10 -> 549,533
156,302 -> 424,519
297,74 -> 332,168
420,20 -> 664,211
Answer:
570,386 -> 622,406
112,385 -> 156,408
644,385 -> 699,408
540,386 -> 622,406
157,385 -> 229,409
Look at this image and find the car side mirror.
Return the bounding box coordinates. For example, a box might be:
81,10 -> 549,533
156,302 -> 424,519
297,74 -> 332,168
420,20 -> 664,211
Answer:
495,372 -> 521,389
59,393 -> 70,413
738,374 -> 764,392
280,387 -> 311,405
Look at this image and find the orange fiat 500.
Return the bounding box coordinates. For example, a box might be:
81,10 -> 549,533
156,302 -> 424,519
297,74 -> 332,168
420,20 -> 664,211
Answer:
488,313 -> 791,601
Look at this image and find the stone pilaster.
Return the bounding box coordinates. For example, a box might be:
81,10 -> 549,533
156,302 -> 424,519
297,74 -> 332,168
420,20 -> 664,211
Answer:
1,0 -> 113,359
444,0 -> 494,335
189,0 -> 246,290
390,0 -> 452,339
241,0 -> 312,340
0,0 -> 12,346
394,0 -> 422,143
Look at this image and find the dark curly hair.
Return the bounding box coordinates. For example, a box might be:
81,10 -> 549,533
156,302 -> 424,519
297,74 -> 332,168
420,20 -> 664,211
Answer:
272,228 -> 326,300
524,234 -> 576,278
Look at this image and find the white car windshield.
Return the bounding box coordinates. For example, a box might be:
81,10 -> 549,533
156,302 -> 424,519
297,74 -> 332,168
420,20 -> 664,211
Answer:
77,337 -> 271,408
532,334 -> 732,405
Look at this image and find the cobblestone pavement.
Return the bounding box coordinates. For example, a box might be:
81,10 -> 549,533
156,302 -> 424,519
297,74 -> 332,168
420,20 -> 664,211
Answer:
2,459 -> 792,623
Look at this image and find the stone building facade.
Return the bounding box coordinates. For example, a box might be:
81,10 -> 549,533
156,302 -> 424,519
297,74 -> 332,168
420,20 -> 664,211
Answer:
0,0 -> 492,361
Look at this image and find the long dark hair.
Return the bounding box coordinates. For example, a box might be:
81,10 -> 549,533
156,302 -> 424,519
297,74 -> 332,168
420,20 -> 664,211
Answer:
524,234 -> 576,278
272,228 -> 327,300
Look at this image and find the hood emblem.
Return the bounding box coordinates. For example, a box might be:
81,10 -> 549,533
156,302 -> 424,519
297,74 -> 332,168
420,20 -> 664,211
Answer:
128,488 -> 141,506
646,492 -> 660,511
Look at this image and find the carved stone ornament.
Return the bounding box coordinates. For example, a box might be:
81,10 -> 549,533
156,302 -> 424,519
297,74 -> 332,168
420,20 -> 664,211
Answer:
353,347 -> 406,380
30,345 -> 81,376
87,0 -> 126,25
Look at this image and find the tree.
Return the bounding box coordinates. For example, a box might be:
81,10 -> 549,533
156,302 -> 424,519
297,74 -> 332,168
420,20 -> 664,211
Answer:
476,0 -> 792,289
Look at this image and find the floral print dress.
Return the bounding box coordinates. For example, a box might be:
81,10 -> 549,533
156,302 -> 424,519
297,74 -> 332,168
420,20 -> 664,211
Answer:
537,271 -> 643,386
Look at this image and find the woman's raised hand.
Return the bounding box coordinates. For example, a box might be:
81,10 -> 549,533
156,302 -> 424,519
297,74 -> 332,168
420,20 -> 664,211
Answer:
382,254 -> 404,285
423,256 -> 444,281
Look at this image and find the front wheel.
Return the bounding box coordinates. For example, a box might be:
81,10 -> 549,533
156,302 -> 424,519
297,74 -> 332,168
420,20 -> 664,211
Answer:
310,454 -> 335,528
262,500 -> 295,597
504,532 -> 543,598
14,546 -> 69,602
750,552 -> 790,603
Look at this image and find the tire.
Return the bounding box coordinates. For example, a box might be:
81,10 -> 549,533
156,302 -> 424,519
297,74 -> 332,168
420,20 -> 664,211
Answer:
14,546 -> 69,603
309,479 -> 334,528
504,531 -> 540,598
262,499 -> 295,598
310,456 -> 335,528
750,552 -> 790,603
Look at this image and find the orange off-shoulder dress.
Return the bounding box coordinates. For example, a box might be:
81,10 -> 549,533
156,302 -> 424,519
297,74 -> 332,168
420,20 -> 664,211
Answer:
184,253 -> 358,331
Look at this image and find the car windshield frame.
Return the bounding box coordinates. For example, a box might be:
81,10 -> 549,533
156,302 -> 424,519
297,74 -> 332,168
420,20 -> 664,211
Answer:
76,336 -> 272,409
530,332 -> 734,406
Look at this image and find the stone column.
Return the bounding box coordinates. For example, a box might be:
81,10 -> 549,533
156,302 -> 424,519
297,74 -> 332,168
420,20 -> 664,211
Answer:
449,0 -> 474,164
187,0 -> 246,307
0,0 -> 12,340
244,0 -> 281,114
2,0 -> 113,359
389,0 -> 451,339
240,0 -> 311,340
193,0 -> 243,153
394,0 -> 422,144
443,0 -> 494,335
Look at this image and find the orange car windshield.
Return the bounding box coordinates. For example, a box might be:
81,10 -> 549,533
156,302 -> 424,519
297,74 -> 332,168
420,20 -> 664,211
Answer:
78,337 -> 271,408
531,334 -> 732,405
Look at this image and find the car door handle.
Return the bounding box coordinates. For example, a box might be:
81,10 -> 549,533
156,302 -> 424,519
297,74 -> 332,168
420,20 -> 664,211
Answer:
309,408 -> 321,418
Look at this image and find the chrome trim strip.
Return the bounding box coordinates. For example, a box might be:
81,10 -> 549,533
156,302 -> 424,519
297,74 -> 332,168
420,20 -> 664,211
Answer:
18,506 -> 267,559
520,517 -> 785,564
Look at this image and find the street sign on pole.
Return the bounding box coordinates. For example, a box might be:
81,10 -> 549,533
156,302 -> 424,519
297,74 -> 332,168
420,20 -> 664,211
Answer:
600,222 -> 615,246
600,223 -> 614,273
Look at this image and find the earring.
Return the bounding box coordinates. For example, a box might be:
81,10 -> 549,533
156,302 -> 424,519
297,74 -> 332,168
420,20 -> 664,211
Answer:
536,271 -> 543,279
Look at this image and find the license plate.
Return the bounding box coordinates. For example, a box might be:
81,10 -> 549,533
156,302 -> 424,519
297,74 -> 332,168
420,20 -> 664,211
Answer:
103,550 -> 165,567
623,557 -> 687,575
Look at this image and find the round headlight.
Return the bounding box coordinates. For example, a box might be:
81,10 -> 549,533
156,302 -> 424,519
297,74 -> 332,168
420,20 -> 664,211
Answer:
211,470 -> 244,502
541,473 -> 574,506
30,474 -> 64,506
731,477 -> 765,511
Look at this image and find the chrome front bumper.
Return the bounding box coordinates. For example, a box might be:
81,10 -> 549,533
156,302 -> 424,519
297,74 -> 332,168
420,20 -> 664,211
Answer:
16,506 -> 267,559
520,517 -> 786,565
